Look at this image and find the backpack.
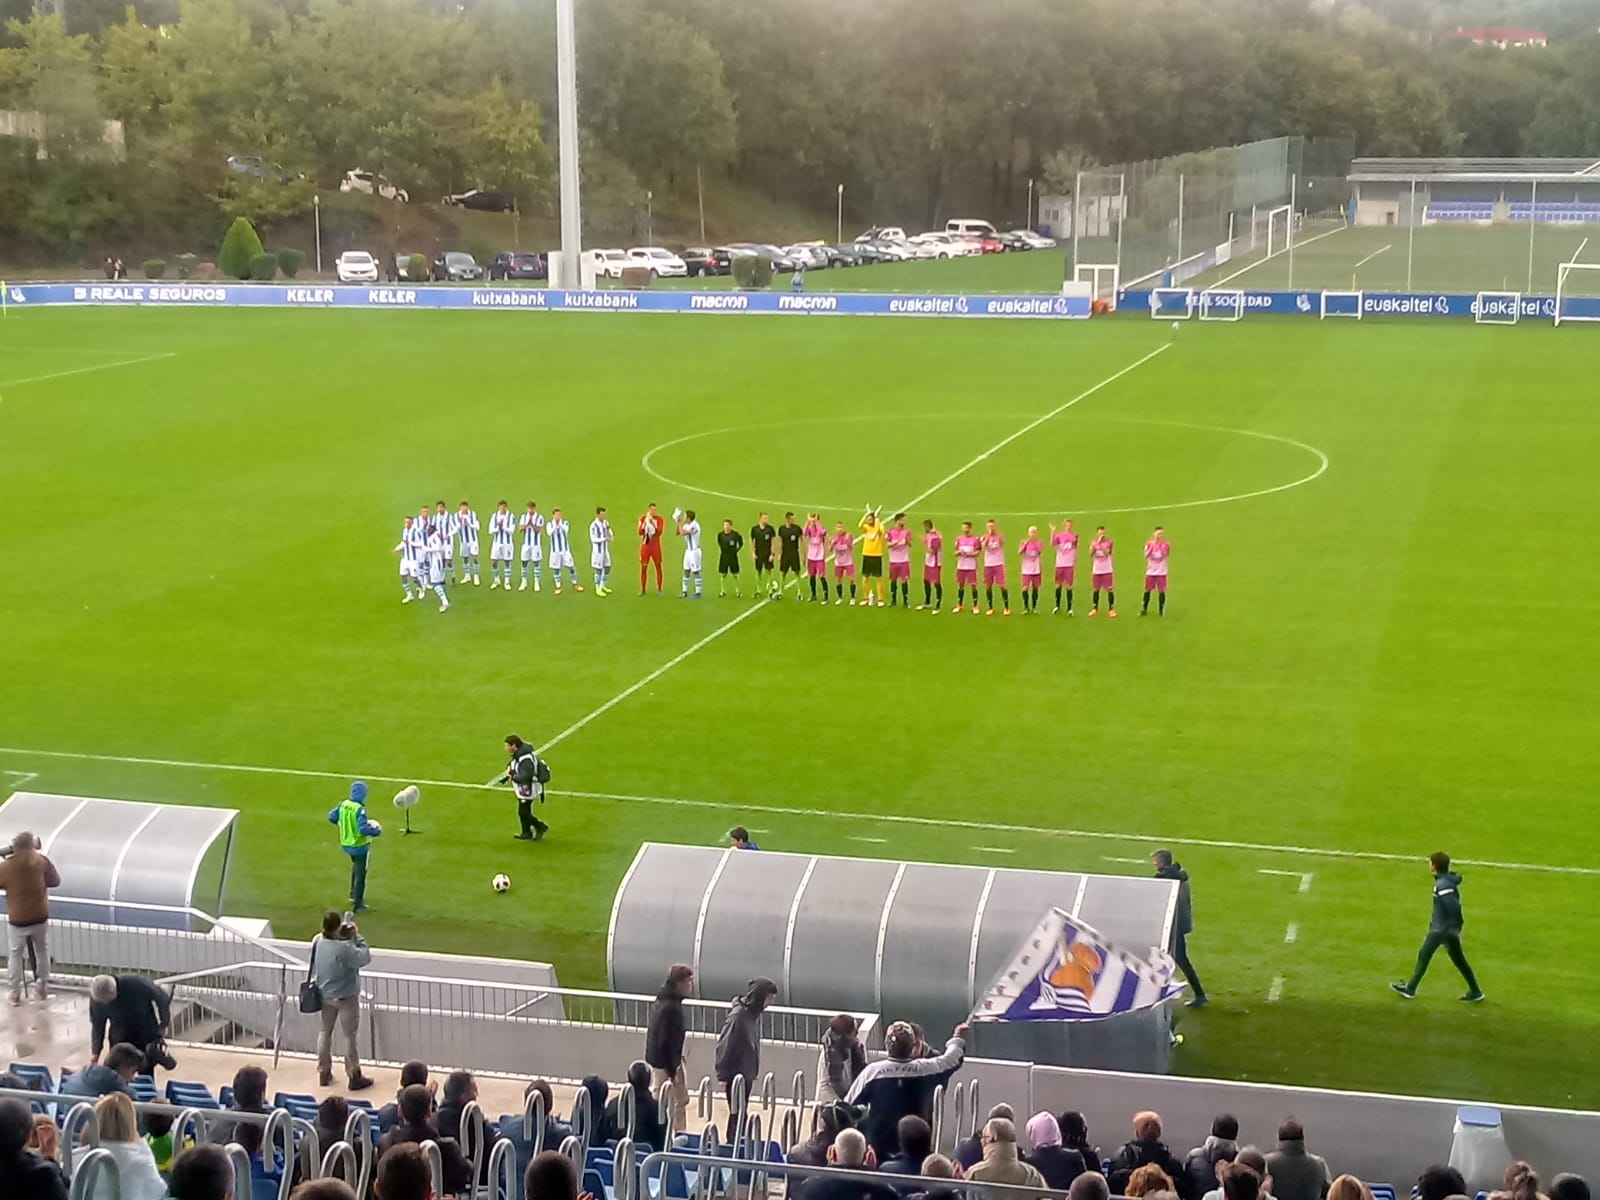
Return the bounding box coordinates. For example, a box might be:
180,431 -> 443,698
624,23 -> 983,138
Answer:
515,748 -> 552,789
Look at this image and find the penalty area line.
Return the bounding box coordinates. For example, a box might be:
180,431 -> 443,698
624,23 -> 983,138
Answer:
0,746 -> 1594,878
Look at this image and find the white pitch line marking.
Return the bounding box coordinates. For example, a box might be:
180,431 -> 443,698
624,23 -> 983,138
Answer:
1351,245 -> 1391,273
1284,922 -> 1298,944
0,352 -> 177,389
1299,873 -> 1313,893
1102,856 -> 1149,864
849,836 -> 889,845
1267,975 -> 1284,1003
1258,868 -> 1300,877
973,846 -> 1016,855
1210,224 -> 1348,288
0,746 -> 1593,877
2,770 -> 39,790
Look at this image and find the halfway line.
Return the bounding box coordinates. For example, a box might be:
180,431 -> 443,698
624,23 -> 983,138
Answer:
0,746 -> 1594,878
0,353 -> 177,389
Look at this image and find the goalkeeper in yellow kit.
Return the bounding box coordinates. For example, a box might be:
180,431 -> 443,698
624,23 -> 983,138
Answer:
858,507 -> 887,607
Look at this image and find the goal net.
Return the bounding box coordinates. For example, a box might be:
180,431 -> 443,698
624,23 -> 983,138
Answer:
1474,292 -> 1521,325
1320,290 -> 1362,319
1198,289 -> 1245,321
1149,288 -> 1196,319
1554,260 -> 1600,326
1074,263 -> 1120,307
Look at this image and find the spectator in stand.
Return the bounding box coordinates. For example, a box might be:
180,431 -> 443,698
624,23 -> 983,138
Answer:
954,1104 -> 1012,1170
1328,1178 -> 1375,1200
143,1110 -> 178,1175
645,964 -> 693,1120
378,1062 -> 435,1133
1493,1164 -> 1548,1200
1185,1115 -> 1240,1198
525,1149 -> 582,1200
968,1118 -> 1047,1189
438,1069 -> 501,1164
787,1101 -> 850,1170
1264,1121 -> 1329,1200
1110,1112 -> 1190,1200
1222,1161 -> 1266,1200
291,1183 -> 359,1200
605,1061 -> 664,1148
1025,1111 -> 1089,1190
576,1075 -> 608,1138
879,1116 -> 933,1183
28,1114 -> 61,1163
817,1015 -> 868,1104
1417,1166 -> 1467,1200
88,1092 -> 167,1200
907,1155 -> 962,1200
61,1043 -> 143,1100
88,975 -> 176,1074
1060,1111 -> 1104,1176
1209,1151 -> 1274,1200
1129,1164 -> 1180,1198
0,831 -> 60,1005
807,1128 -> 898,1200
715,977 -> 779,1126
1072,1170 -> 1113,1200
0,1098 -> 67,1200
378,1083 -> 472,1196
375,1143 -> 433,1200
312,910 -> 375,1090
846,1021 -> 966,1162
208,1065 -> 270,1146
504,1080 -> 573,1185
1551,1177 -> 1590,1200
314,1096 -> 351,1155
167,1145 -> 235,1200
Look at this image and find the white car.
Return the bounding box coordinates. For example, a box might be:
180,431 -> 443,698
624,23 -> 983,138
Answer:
915,232 -> 984,258
1012,229 -> 1058,249
858,226 -> 909,243
339,169 -> 409,203
583,248 -> 630,279
784,244 -> 829,270
335,250 -> 380,283
866,240 -> 915,261
625,247 -> 688,277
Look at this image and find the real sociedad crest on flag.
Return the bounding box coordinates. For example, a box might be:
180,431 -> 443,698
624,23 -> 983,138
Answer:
972,907 -> 1185,1022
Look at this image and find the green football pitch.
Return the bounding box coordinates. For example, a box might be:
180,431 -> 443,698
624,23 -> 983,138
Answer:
2,307 -> 1597,1112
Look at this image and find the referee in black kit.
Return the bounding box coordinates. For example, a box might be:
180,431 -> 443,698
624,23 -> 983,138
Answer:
750,512 -> 780,599
776,511 -> 803,595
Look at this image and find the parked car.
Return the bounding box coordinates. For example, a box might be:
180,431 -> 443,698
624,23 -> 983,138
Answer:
1012,229 -> 1058,249
583,248 -> 629,279
945,218 -> 998,238
626,247 -> 689,277
335,250 -> 380,283
226,155 -> 298,183
783,244 -> 830,270
830,242 -> 874,265
862,238 -> 914,261
393,252 -> 427,281
339,169 -> 409,202
975,233 -> 1005,254
993,230 -> 1031,252
431,251 -> 483,281
857,225 -> 909,243
732,243 -> 799,272
488,251 -> 547,280
910,232 -> 981,258
683,247 -> 734,277
442,189 -> 515,213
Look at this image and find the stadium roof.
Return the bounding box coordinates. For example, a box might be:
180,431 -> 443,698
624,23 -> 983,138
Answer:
1349,157 -> 1600,184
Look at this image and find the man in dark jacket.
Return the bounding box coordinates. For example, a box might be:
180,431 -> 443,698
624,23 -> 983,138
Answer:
1153,849 -> 1208,1007
715,977 -> 778,1139
61,1042 -> 143,1100
845,1022 -> 966,1162
645,964 -> 693,1120
1109,1111 -> 1191,1200
88,974 -> 176,1072
377,1062 -> 435,1133
1391,852 -> 1485,1002
1185,1114 -> 1239,1198
437,1069 -> 500,1178
496,735 -> 549,840
817,1014 -> 867,1103
0,1098 -> 66,1200
378,1083 -> 474,1195
878,1116 -> 933,1191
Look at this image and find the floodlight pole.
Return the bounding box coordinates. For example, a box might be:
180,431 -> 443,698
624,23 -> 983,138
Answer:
555,0 -> 582,285
313,194 -> 322,275
1071,171 -> 1082,275
837,183 -> 844,244
1407,178 -> 1416,290
1527,178 -> 1538,293
1287,173 -> 1297,289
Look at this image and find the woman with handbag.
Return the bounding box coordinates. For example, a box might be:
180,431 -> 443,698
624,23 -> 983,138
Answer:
306,910 -> 375,1090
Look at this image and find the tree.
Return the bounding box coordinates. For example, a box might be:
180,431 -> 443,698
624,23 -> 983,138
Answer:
450,78 -> 553,209
219,214 -> 264,278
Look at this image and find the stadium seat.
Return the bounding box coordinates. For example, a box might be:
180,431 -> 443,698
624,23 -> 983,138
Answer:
8,1063 -> 55,1092
1368,1184 -> 1397,1200
584,1168 -> 608,1200
166,1080 -> 220,1109
273,1091 -> 320,1121
646,1161 -> 691,1200
129,1075 -> 159,1103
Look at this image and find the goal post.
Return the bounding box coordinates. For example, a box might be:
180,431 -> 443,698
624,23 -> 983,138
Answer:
1265,205 -> 1294,258
1074,263 -> 1120,308
1320,290 -> 1362,319
1198,288 -> 1245,321
1474,292 -> 1521,325
1554,260 -> 1600,326
1149,287 -> 1196,319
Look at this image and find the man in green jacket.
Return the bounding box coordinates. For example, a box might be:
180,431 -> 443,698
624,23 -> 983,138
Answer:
1391,851 -> 1485,1002
327,781 -> 382,912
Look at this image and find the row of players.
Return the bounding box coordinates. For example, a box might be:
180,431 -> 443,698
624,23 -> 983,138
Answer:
398,501 -> 1174,618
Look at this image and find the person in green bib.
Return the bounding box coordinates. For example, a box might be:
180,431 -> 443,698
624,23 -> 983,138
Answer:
327,780 -> 382,912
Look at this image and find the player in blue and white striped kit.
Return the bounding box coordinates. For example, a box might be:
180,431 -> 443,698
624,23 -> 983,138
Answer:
519,502 -> 545,592
424,524 -> 450,612
395,515 -> 426,602
455,500 -> 481,586
488,500 -> 517,588
590,506 -> 614,596
433,500 -> 456,579
678,508 -> 704,599
547,508 -> 582,593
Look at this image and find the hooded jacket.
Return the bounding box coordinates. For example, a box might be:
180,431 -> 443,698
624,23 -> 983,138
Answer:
1155,862 -> 1194,934
0,845 -> 60,928
328,782 -> 381,856
1265,1138 -> 1330,1200
816,1025 -> 868,1103
968,1141 -> 1047,1188
645,984 -> 687,1072
1110,1137 -> 1191,1200
715,978 -> 778,1085
845,1033 -> 965,1161
1184,1136 -> 1238,1198
1430,871 -> 1466,934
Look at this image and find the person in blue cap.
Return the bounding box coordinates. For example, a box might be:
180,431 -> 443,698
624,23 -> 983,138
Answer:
328,781 -> 382,912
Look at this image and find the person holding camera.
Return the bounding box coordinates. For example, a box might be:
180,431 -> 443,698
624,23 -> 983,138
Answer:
0,832 -> 60,1005
310,910 -> 375,1090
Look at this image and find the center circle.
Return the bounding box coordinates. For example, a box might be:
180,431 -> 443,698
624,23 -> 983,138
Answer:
641,414 -> 1328,517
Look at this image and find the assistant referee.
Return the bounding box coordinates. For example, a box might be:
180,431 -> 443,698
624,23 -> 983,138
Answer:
750,513 -> 779,599
777,512 -> 803,594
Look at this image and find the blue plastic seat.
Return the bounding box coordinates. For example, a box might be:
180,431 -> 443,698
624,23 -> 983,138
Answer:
165,1081 -> 220,1109
129,1075 -> 159,1103
646,1161 -> 691,1200
584,1169 -> 608,1200
1368,1184 -> 1397,1200
273,1092 -> 320,1121
8,1063 -> 55,1093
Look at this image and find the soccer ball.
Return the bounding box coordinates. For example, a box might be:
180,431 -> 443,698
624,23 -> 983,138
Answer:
1171,321 -> 1180,332
491,873 -> 511,894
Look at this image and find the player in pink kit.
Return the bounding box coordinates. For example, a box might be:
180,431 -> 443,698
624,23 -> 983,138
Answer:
885,513 -> 914,608
831,523 -> 858,605
803,513 -> 829,603
1049,518 -> 1078,615
1018,525 -> 1045,614
1088,525 -> 1116,618
918,519 -> 944,612
980,519 -> 1010,616
1142,525 -> 1171,617
952,521 -> 981,614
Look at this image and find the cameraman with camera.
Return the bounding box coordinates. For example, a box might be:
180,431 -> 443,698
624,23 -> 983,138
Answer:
0,832 -> 59,1005
309,909 -> 375,1091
